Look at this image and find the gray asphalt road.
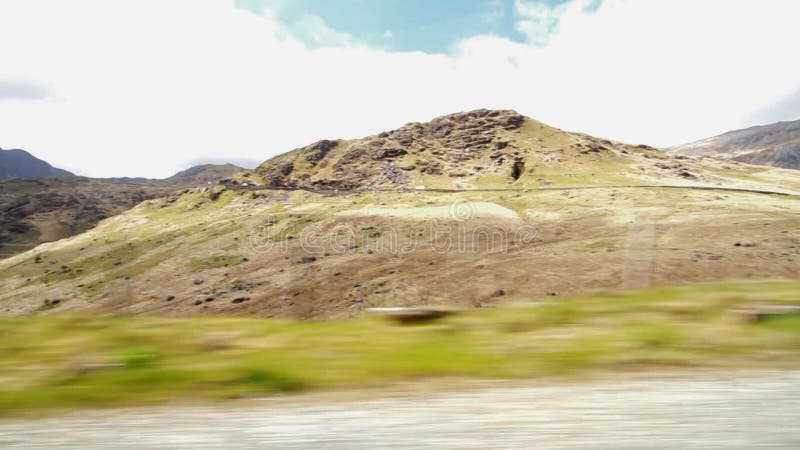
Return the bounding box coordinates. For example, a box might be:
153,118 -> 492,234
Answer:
1,371 -> 799,449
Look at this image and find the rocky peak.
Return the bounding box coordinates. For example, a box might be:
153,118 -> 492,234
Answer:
386,109 -> 524,162
255,109 -> 529,190
0,148 -> 74,179
252,108 -> 707,191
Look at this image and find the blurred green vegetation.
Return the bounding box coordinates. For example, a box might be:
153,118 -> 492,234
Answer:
0,281 -> 799,415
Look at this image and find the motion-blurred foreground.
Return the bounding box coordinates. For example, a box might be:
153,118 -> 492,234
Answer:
0,282 -> 798,415
2,370 -> 799,449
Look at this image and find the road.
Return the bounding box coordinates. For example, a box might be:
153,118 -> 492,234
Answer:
1,370 -> 799,449
223,181 -> 798,197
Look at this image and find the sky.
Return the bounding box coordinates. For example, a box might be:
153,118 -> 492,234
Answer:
0,0 -> 799,178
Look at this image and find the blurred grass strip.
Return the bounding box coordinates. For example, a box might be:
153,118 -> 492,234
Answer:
0,281 -> 799,415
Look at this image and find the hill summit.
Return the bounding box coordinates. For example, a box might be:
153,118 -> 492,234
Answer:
168,163 -> 244,185
0,148 -> 73,179
252,108 -> 766,191
255,110 -> 525,189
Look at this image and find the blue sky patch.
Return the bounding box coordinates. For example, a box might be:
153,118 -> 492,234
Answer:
236,0 -> 590,53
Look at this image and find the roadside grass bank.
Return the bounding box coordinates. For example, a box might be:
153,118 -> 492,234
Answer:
1,281 -> 798,416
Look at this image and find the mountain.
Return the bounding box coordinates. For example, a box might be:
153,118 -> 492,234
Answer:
0,148 -> 74,179
167,163 -> 244,185
668,119 -> 800,169
0,109 -> 798,318
0,163 -> 243,257
106,163 -> 243,185
251,109 -> 794,190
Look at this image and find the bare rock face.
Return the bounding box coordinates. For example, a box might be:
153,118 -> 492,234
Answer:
259,163 -> 295,187
304,140 -> 340,165
254,109 -> 526,190
419,109 -> 523,162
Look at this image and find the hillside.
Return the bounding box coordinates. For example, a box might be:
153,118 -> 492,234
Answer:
0,148 -> 73,179
0,164 -> 243,257
668,119 -> 800,169
168,163 -> 244,185
0,109 -> 798,318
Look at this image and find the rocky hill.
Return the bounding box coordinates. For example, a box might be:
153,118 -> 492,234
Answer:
252,109 -> 789,191
668,119 -> 800,169
168,163 -> 244,185
255,110 -> 527,190
0,164 -> 243,257
0,148 -> 74,179
0,110 -> 798,319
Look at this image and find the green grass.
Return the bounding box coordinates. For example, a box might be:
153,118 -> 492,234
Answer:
1,281 -> 799,415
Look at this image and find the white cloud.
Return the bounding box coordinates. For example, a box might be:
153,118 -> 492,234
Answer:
751,88 -> 800,124
0,80 -> 50,101
292,13 -> 360,48
0,0 -> 798,177
514,0 -> 571,45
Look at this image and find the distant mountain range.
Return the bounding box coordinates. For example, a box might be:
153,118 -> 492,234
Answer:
669,119 -> 800,170
0,148 -> 74,179
0,149 -> 243,257
107,163 -> 244,185
166,163 -> 244,185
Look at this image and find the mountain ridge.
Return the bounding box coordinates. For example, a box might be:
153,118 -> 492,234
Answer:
0,163 -> 244,257
0,148 -> 74,179
668,119 -> 800,169
105,164 -> 245,185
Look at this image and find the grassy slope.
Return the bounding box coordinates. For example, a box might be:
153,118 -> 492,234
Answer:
0,164 -> 243,258
0,183 -> 798,317
0,282 -> 798,415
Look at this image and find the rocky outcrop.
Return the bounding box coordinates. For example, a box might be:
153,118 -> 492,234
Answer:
255,109 -> 527,190
304,140 -> 340,165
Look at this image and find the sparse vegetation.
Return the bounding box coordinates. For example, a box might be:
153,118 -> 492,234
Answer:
187,254 -> 246,270
0,183 -> 798,317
